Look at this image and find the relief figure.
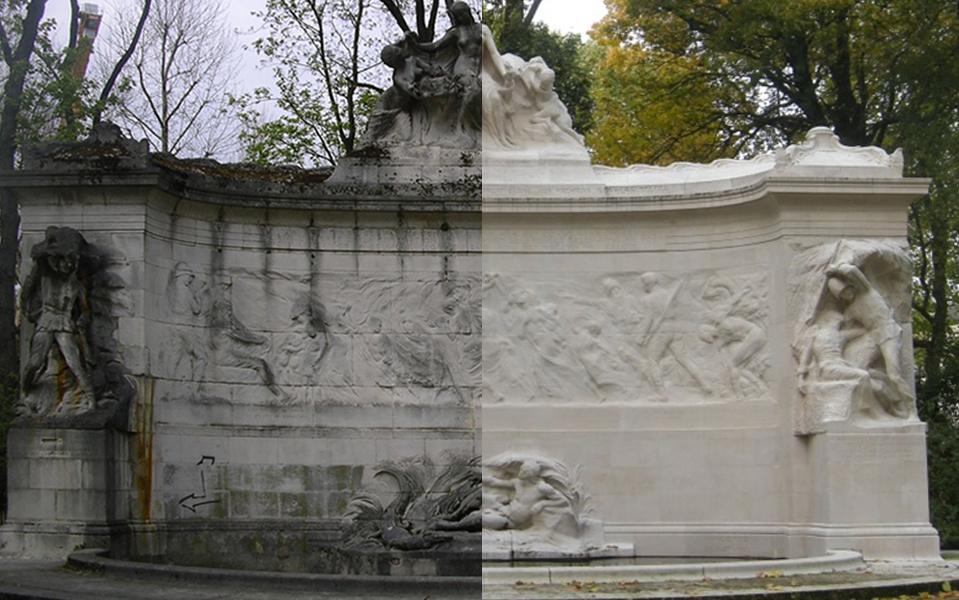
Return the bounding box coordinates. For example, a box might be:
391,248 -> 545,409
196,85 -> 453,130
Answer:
615,274 -> 710,402
792,240 -> 915,432
481,22 -> 583,152
22,227 -> 96,412
482,453 -> 605,555
19,226 -> 132,424
209,280 -> 290,402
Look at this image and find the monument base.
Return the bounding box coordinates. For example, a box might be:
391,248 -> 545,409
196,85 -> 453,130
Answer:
326,144 -> 480,193
0,427 -> 132,558
799,422 -> 940,559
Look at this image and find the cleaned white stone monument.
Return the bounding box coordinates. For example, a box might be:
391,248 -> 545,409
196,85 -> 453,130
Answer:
481,34 -> 938,561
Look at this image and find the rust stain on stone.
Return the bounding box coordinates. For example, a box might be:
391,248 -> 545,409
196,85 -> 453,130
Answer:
54,357 -> 68,411
133,377 -> 154,523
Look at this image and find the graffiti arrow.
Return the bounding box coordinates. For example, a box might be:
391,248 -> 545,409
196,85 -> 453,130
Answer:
179,460 -> 221,513
177,493 -> 220,513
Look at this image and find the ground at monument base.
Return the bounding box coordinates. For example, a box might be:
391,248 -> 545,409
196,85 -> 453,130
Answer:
483,559 -> 959,600
1,558 -> 959,600
0,557 -> 479,600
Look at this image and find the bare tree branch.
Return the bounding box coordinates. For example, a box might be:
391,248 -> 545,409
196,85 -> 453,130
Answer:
93,0 -> 152,125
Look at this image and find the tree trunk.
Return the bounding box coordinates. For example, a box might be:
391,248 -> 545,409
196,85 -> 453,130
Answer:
0,0 -> 48,384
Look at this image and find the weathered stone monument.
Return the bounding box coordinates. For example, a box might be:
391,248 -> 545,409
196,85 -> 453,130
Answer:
0,0 -> 941,582
480,33 -> 938,561
0,4 -> 481,577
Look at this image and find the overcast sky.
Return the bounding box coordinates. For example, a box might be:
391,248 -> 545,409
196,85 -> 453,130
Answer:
44,0 -> 608,125
536,0 -> 608,36
48,0 -> 609,59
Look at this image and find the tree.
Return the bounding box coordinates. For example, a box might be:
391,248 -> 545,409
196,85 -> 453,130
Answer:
0,0 -> 47,518
241,0 -> 479,167
590,0 -> 959,543
239,0 -> 392,166
95,0 -> 239,158
481,0 -> 544,55
587,36 -> 748,165
589,0 -> 959,162
10,1 -> 150,145
1,0 -> 48,388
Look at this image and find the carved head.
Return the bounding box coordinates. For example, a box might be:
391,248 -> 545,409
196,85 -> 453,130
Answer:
33,226 -> 84,277
640,272 -> 660,292
602,278 -> 622,298
449,1 -> 474,26
49,252 -> 78,277
380,43 -> 409,69
525,57 -> 556,93
518,460 -> 541,481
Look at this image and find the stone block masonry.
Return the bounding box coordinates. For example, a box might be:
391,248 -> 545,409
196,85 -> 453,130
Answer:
1,136 -> 480,571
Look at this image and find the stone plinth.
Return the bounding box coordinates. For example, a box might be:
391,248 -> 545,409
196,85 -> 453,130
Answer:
793,422 -> 939,558
1,427 -> 132,558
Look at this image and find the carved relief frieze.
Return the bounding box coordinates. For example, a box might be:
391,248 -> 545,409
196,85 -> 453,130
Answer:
483,270 -> 769,405
160,266 -> 481,405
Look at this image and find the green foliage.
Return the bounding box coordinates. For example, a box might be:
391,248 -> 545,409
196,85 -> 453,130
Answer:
3,13 -> 102,150
243,0 -> 393,167
929,420 -> 959,549
588,0 -> 959,162
587,40 -> 749,165
1,7 -> 138,155
233,86 -> 378,167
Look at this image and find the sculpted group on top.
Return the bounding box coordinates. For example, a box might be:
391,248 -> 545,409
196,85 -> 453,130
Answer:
359,1 -> 581,154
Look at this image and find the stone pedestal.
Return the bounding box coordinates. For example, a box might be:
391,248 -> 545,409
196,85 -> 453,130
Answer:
1,427 -> 130,558
795,423 -> 940,559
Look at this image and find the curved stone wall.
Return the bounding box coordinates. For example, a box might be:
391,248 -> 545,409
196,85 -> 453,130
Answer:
3,155 -> 480,573
481,130 -> 938,560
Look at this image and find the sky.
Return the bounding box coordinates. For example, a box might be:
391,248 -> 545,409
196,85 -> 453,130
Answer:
535,0 -> 608,36
42,0 -> 609,147
47,0 -> 609,63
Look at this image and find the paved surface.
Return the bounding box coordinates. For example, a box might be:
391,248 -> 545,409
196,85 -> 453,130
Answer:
1,556 -> 959,600
482,559 -> 959,599
0,558 -> 480,600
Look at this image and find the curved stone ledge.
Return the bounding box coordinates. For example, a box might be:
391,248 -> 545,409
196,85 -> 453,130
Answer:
481,549 -> 865,586
67,549 -> 480,590
482,128 -> 927,212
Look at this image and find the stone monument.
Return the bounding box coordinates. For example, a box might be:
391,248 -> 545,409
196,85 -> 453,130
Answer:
1,2 -> 481,576
481,31 -> 938,561
0,5 -> 940,575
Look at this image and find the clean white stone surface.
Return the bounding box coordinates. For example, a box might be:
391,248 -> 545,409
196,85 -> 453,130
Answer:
482,128 -> 936,559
